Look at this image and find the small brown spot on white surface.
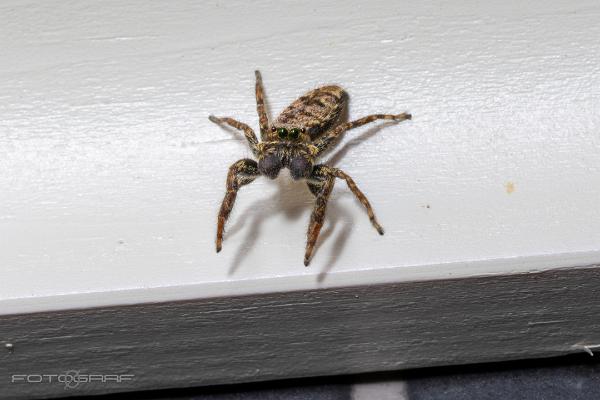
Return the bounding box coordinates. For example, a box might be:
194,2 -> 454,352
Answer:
506,182 -> 515,194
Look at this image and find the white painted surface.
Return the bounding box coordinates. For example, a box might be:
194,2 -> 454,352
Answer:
1,0 -> 600,314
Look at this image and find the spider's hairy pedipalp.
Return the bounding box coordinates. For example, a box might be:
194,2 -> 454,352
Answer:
313,112 -> 411,156
216,159 -> 260,253
209,115 -> 260,155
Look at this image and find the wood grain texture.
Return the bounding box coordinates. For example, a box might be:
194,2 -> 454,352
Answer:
1,0 -> 600,312
2,266 -> 600,399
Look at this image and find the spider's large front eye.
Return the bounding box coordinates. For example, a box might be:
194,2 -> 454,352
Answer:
289,128 -> 300,140
277,127 -> 288,139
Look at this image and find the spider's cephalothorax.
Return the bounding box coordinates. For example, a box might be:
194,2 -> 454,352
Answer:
257,126 -> 312,180
209,71 -> 411,266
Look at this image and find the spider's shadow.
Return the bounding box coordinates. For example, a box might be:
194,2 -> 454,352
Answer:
225,177 -> 355,281
323,121 -> 401,166
224,127 -> 395,280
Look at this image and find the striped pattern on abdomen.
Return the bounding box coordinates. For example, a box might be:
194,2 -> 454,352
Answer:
275,85 -> 347,139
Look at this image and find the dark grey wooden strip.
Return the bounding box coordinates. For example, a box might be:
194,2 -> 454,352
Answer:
1,266 -> 599,399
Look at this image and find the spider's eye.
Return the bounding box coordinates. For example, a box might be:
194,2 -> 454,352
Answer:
277,127 -> 288,139
271,126 -> 277,132
289,128 -> 300,140
300,127 -> 306,133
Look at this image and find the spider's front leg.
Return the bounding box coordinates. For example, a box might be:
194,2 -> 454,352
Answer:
208,115 -> 259,156
304,165 -> 336,266
304,165 -> 384,266
254,70 -> 270,139
330,167 -> 384,234
313,112 -> 411,156
216,159 -> 260,253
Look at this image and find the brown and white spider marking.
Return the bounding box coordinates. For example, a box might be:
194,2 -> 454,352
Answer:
210,71 -> 411,266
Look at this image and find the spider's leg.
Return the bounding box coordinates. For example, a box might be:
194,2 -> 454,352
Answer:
304,165 -> 336,266
331,167 -> 384,234
255,70 -> 270,139
216,159 -> 260,253
209,116 -> 259,155
313,112 -> 411,156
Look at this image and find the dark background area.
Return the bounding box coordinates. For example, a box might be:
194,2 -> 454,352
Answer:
63,353 -> 600,400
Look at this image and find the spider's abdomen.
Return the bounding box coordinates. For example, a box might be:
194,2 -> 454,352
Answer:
275,85 -> 347,140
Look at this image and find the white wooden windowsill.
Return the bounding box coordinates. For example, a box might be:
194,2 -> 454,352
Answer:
2,1 -> 600,398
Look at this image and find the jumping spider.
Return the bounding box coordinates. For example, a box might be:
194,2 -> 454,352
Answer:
210,71 -> 411,266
